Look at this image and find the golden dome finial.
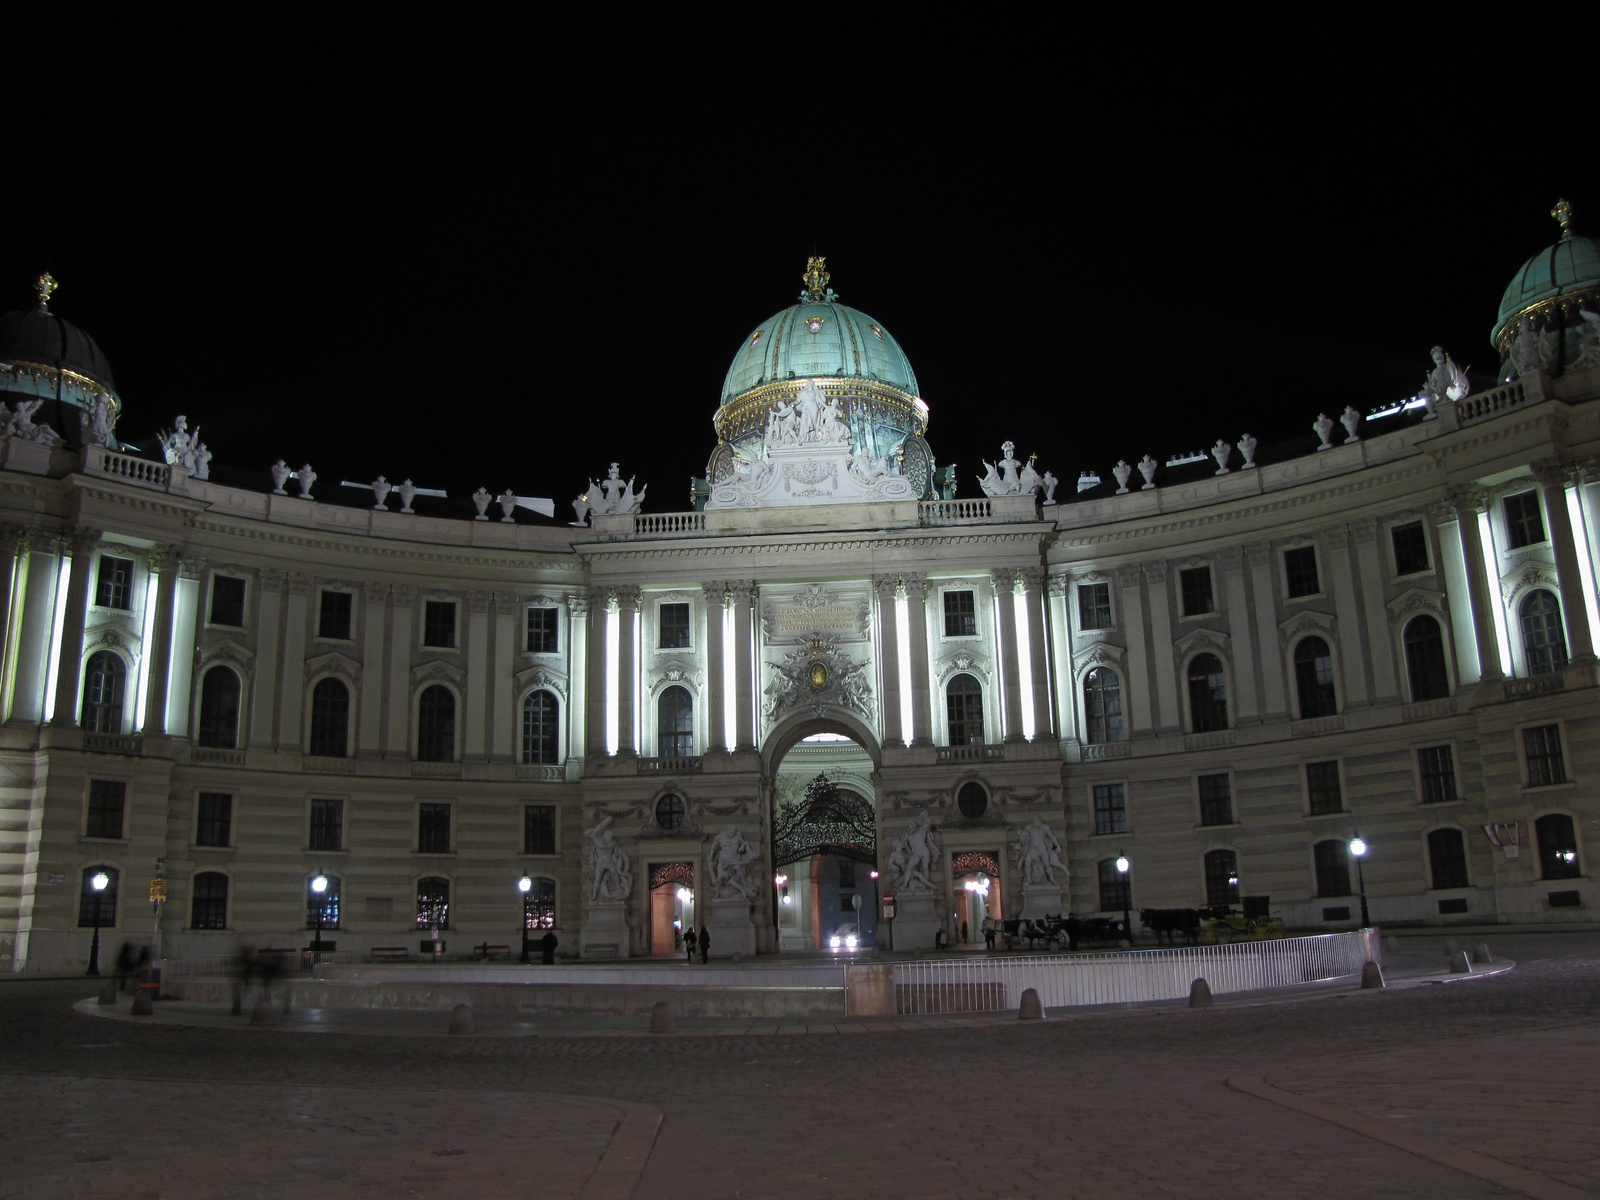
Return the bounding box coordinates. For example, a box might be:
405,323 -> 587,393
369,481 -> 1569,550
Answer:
36,272 -> 57,312
801,256 -> 831,302
1551,198 -> 1575,237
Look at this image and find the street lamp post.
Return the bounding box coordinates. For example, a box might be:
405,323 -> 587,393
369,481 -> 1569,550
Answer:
85,867 -> 110,977
1349,834 -> 1370,928
309,873 -> 329,961
518,875 -> 533,963
1115,853 -> 1133,947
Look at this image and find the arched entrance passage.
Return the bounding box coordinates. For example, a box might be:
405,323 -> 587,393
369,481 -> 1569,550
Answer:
647,861 -> 695,957
951,850 -> 1004,947
762,713 -> 882,951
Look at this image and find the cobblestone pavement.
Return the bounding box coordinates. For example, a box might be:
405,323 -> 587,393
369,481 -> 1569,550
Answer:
1,931 -> 1596,1199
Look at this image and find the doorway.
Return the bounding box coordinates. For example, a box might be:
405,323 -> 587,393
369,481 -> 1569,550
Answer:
951,851 -> 1003,947
648,861 -> 694,956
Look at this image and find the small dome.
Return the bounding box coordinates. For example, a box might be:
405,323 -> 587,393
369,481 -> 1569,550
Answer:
1492,200 -> 1600,349
720,299 -> 918,400
0,304 -> 116,392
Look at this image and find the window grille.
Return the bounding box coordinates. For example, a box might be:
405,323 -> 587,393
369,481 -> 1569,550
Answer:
522,690 -> 559,764
1093,783 -> 1128,835
1417,745 -> 1458,804
524,804 -> 557,854
1504,491 -> 1545,549
81,652 -> 125,733
945,674 -> 984,745
658,686 -> 693,757
85,780 -> 126,839
1097,859 -> 1130,912
943,590 -> 977,637
1179,567 -> 1214,616
416,686 -> 456,761
1404,617 -> 1450,700
655,794 -> 685,831
197,667 -> 241,749
1523,724 -> 1567,787
1082,668 -> 1123,744
1293,637 -> 1337,718
1519,590 -> 1568,676
1306,761 -> 1343,815
422,600 -> 457,648
309,677 -> 350,757
190,871 -> 229,929
97,556 -> 135,610
659,603 -> 690,649
1187,653 -> 1228,732
525,607 -> 558,653
417,803 -> 451,853
1197,773 -> 1233,826
1077,583 -> 1111,631
196,792 -> 232,847
209,575 -> 246,625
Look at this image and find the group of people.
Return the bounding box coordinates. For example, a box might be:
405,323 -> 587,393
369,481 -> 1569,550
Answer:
681,925 -> 712,963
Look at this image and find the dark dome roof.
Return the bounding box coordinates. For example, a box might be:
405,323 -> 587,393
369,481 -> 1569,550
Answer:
0,306 -> 116,390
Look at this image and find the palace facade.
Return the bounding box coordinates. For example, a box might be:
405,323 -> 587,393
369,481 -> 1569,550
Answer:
2,221 -> 1598,972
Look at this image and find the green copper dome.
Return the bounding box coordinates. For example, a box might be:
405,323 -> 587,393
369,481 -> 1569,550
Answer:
720,299 -> 918,401
1492,199 -> 1600,354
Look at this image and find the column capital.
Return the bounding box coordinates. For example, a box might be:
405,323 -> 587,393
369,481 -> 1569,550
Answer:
1016,566 -> 1045,593
284,570 -> 311,594
144,543 -> 181,574
69,528 -> 104,556
1243,541 -> 1272,567
1045,572 -> 1069,598
1444,482 -> 1488,517
989,567 -> 1018,594
1350,517 -> 1377,545
393,583 -> 417,606
613,585 -> 642,612
468,589 -> 494,614
363,580 -> 392,603
728,581 -> 756,606
1115,565 -> 1142,589
494,592 -> 519,616
1531,456 -> 1572,490
1141,561 -> 1168,584
568,592 -> 591,618
702,581 -> 729,607
1215,547 -> 1243,571
180,555 -> 210,582
1320,524 -> 1350,550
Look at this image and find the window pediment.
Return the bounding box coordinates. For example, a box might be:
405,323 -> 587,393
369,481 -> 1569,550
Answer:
1174,627 -> 1229,661
306,650 -> 362,685
1387,588 -> 1446,627
411,658 -> 466,688
516,665 -> 568,698
196,638 -> 253,671
1278,609 -> 1336,649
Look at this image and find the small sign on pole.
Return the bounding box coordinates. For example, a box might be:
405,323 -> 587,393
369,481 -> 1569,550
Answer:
149,879 -> 167,904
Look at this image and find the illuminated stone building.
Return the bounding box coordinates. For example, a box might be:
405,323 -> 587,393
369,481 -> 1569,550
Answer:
1,219 -> 1597,972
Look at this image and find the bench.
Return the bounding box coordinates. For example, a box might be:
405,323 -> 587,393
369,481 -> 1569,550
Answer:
473,943 -> 512,962
369,946 -> 410,963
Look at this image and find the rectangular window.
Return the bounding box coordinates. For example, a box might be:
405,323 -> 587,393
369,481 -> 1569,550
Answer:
422,600 -> 457,648
943,590 -> 977,637
195,792 -> 232,847
523,804 -> 556,855
1391,522 -> 1430,576
1306,761 -> 1343,815
1313,840 -> 1351,897
1283,546 -> 1320,598
318,590 -> 353,640
1427,830 -> 1471,890
1093,783 -> 1128,835
96,555 -> 135,611
308,799 -> 344,852
418,802 -> 452,853
85,780 -> 126,839
1179,567 -> 1214,617
1524,724 -> 1567,787
1504,490 -> 1545,550
209,575 -> 246,626
1077,583 -> 1112,631
190,873 -> 229,930
1097,859 -> 1131,912
659,603 -> 691,649
526,607 -> 558,654
1417,745 -> 1458,804
1197,773 -> 1233,826
838,860 -> 856,889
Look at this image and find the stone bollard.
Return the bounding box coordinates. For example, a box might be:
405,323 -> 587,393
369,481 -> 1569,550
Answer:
1018,987 -> 1044,1020
1473,943 -> 1493,964
649,1000 -> 674,1034
250,998 -> 275,1026
130,986 -> 155,1016
1360,961 -> 1385,989
1449,949 -> 1471,974
448,1004 -> 474,1034
1188,978 -> 1214,1008
97,981 -> 118,1006
1445,937 -> 1460,957
1383,935 -> 1400,954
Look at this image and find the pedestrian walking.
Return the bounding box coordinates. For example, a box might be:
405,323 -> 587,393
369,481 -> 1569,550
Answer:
684,927 -> 698,963
539,931 -> 559,965
698,925 -> 711,963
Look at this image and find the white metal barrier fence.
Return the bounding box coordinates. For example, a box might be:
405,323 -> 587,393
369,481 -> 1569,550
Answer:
894,931 -> 1374,1014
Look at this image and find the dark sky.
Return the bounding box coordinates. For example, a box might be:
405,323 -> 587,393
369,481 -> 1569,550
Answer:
8,20 -> 1592,518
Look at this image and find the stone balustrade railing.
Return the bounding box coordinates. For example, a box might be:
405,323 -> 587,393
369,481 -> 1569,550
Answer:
82,447 -> 174,487
637,755 -> 703,774
633,512 -> 706,536
1455,380 -> 1527,425
919,498 -> 993,524
936,743 -> 1005,763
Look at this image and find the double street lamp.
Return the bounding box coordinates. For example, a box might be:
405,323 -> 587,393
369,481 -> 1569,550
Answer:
518,875 -> 533,963
1115,853 -> 1133,947
1348,834 -> 1371,928
85,867 -> 110,977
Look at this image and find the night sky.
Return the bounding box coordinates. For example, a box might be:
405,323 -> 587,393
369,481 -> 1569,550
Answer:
8,23 -> 1591,520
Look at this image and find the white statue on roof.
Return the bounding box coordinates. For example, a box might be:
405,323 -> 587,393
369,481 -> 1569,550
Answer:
1422,347 -> 1471,414
1510,319 -> 1558,378
978,441 -> 1052,500
573,463 -> 648,523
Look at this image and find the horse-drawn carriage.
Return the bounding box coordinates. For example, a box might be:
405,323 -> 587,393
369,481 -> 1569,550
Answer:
1200,896 -> 1284,943
997,914 -> 1130,951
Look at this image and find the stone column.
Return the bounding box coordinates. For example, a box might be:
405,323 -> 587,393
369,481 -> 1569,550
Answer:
0,527 -> 30,722
1447,485 -> 1504,682
730,581 -> 757,752
1323,526 -> 1370,708
874,576 -> 904,747
6,535 -> 58,725
584,587 -> 609,757
1019,568 -> 1054,739
1430,499 -> 1481,683
567,592 -> 589,762
1535,459 -> 1596,662
1244,543 -> 1287,719
991,569 -> 1025,742
1046,573 -> 1077,741
140,546 -> 181,734
905,575 -> 933,745
358,582 -> 389,755
702,582 -> 727,753
1216,549 -> 1259,723
491,594 -> 517,761
1350,518 -> 1399,702
464,590 -> 492,760
615,586 -> 640,756
1142,561 -> 1178,733
277,572 -> 311,751
1115,565 -> 1154,734
385,585 -> 415,757
50,530 -> 101,726
168,556 -> 205,735
249,569 -> 285,747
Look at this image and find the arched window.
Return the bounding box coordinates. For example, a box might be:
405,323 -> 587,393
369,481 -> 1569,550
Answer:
308,677 -> 350,757
1204,849 -> 1239,907
81,651 -> 125,733
945,674 -> 984,745
523,877 -> 557,929
1082,667 -> 1123,745
416,877 -> 450,929
1520,590 -> 1568,676
78,866 -> 119,927
1312,839 -> 1350,897
522,690 -> 560,764
190,871 -> 229,929
657,686 -> 693,757
416,685 -> 456,761
1535,813 -> 1581,880
1404,616 -> 1450,701
1426,829 -> 1469,890
197,666 -> 241,749
305,875 -> 340,929
1187,653 -> 1229,733
1293,637 -> 1337,719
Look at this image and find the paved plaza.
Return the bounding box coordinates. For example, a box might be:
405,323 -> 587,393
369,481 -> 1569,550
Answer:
1,931 -> 1597,1199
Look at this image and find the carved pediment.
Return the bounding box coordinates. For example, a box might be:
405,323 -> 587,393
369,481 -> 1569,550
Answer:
1174,627 -> 1230,662
86,624 -> 141,662
411,658 -> 466,688
935,649 -> 991,683
1278,609 -> 1336,649
196,638 -> 253,671
1387,588 -> 1447,627
1501,563 -> 1560,606
649,661 -> 702,694
515,664 -> 568,698
306,650 -> 362,684
1073,640 -> 1126,675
